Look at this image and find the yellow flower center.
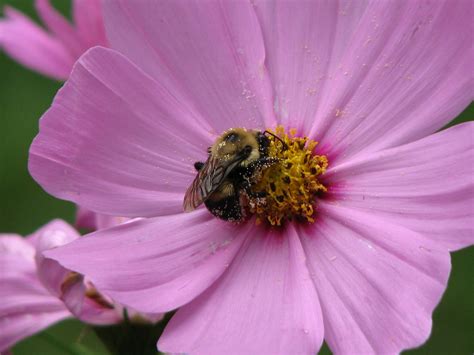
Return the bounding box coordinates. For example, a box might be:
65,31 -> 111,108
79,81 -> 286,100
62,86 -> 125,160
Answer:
249,126 -> 328,226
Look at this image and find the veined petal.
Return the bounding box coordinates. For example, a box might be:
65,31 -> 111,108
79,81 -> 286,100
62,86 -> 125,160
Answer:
254,0 -> 471,158
29,47 -> 213,218
296,0 -> 471,162
300,203 -> 450,354
103,0 -> 275,131
0,6 -> 74,79
325,122 -> 474,251
159,226 -> 324,355
253,0 -> 368,133
45,210 -> 248,314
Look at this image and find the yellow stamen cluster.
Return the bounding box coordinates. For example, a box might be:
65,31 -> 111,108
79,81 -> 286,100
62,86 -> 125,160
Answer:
250,126 -> 328,226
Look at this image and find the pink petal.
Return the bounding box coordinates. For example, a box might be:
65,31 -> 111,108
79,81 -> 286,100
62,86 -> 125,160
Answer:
72,0 -> 108,48
300,202 -> 451,354
75,207 -> 130,231
94,214 -> 133,230
29,46 -> 213,218
45,210 -> 248,314
159,226 -> 324,354
0,235 -> 69,351
103,0 -> 275,131
0,233 -> 35,263
35,0 -> 86,58
60,274 -> 122,325
317,0 -> 472,161
76,205 -> 134,231
326,122 -> 474,251
0,6 -> 74,79
34,220 -> 80,297
257,1 -> 472,162
75,206 -> 98,230
253,0 -> 368,133
0,276 -> 64,315
33,220 -> 122,325
0,311 -> 69,352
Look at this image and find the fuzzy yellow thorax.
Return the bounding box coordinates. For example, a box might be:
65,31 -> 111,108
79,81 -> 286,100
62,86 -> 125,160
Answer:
249,126 -> 328,226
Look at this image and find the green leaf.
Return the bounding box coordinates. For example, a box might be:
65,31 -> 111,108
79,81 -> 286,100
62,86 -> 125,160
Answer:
13,320 -> 109,355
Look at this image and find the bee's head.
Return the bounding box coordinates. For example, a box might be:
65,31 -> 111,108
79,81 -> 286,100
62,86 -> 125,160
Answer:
212,128 -> 261,166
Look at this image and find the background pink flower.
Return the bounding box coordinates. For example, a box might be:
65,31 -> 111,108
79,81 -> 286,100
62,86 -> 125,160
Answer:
0,231 -> 69,352
0,0 -> 107,80
0,0 -> 120,232
28,1 -> 473,354
0,219 -> 125,351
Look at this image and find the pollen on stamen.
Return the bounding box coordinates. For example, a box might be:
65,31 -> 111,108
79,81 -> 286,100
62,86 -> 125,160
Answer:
249,126 -> 328,226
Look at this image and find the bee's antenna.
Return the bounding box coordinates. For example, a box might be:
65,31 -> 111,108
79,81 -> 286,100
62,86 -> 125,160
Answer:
264,130 -> 288,150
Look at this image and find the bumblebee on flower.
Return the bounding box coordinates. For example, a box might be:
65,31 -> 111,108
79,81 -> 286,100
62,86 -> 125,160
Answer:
184,126 -> 329,226
0,0 -> 470,354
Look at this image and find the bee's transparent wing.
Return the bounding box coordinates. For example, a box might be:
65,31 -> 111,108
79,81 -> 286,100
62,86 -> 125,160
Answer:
183,155 -> 241,212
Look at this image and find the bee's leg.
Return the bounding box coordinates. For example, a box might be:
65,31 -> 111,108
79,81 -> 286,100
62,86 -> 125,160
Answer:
241,180 -> 267,198
194,161 -> 205,171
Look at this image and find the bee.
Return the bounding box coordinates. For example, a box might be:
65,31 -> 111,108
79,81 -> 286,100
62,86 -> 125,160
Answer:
183,128 -> 284,222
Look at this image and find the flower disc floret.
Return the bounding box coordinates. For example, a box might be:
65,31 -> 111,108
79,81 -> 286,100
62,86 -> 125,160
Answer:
250,126 -> 328,226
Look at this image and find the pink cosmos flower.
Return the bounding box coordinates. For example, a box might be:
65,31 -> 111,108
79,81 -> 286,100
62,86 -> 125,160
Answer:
0,219 -> 123,351
0,0 -> 107,80
29,1 -> 473,354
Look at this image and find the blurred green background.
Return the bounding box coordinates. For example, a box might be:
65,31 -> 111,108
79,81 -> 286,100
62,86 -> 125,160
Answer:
0,1 -> 472,354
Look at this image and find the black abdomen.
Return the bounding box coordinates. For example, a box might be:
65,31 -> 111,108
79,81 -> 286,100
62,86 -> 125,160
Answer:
205,194 -> 242,222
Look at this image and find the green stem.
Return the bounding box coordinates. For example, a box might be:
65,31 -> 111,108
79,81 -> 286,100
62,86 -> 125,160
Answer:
93,312 -> 174,355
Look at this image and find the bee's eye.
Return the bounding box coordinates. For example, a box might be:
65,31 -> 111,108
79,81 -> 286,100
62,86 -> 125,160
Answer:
224,132 -> 239,143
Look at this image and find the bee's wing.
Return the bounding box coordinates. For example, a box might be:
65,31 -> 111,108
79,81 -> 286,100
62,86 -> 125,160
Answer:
183,155 -> 241,212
